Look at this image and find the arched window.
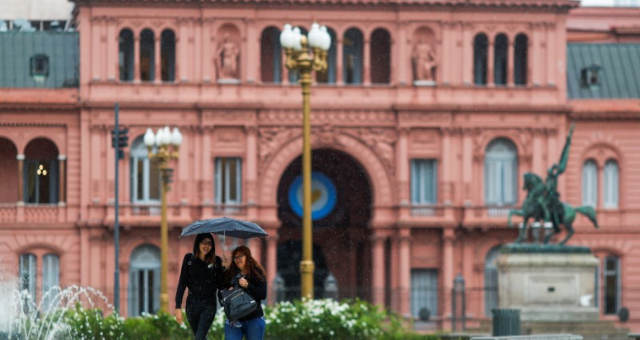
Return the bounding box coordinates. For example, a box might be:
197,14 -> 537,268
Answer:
128,244 -> 161,316
260,27 -> 282,83
484,138 -> 518,205
42,253 -> 60,311
130,136 -> 160,203
160,29 -> 175,82
473,33 -> 488,85
484,245 -> 502,316
603,160 -> 619,209
343,28 -> 363,84
582,160 -> 598,207
0,138 -> 18,202
140,29 -> 155,81
494,34 -> 508,86
24,138 -> 59,204
514,34 -> 528,85
316,27 -> 337,84
118,29 -> 134,81
19,253 -> 37,300
370,28 -> 391,84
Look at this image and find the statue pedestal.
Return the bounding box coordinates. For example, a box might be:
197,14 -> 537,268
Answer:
497,244 -> 599,322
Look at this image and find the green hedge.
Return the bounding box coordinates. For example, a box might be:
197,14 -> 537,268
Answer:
40,299 -> 431,339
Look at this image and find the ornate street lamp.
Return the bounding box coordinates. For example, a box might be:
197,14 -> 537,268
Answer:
144,126 -> 182,312
280,23 -> 331,299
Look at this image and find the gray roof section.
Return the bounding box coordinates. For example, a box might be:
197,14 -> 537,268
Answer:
0,31 -> 78,88
567,43 -> 640,99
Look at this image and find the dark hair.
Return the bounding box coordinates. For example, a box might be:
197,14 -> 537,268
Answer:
193,233 -> 215,264
227,245 -> 265,282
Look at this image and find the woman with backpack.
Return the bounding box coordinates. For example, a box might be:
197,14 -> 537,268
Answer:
174,233 -> 225,340
222,245 -> 267,340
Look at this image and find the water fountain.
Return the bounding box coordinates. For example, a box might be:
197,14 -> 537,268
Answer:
0,274 -> 116,340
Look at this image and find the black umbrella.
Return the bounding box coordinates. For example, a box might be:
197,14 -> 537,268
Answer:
180,217 -> 268,239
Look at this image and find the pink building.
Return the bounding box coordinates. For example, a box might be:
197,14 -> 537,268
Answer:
1,0 -> 639,332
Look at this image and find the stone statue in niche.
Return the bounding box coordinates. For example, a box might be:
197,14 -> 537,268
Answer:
216,34 -> 240,81
411,39 -> 437,85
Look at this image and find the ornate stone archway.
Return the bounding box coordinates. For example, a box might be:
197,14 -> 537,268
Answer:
257,127 -> 395,227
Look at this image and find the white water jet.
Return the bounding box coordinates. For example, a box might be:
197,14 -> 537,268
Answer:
0,275 -> 116,340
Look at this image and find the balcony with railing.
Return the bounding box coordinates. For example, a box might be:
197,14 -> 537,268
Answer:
91,201 -> 251,229
0,203 -> 71,224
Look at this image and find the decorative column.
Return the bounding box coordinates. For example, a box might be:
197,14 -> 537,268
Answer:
336,38 -> 343,85
133,35 -> 140,82
202,19 -> 213,82
528,25 -> 536,87
441,129 -> 452,204
398,228 -> 411,317
363,38 -> 371,85
396,128 -> 410,206
58,155 -> 66,205
371,229 -> 386,306
266,229 -> 278,304
442,228 -> 455,330
507,41 -> 514,86
246,126 -> 258,219
487,39 -> 494,86
462,24 -> 473,85
107,18 -> 117,81
155,36 -> 162,82
390,234 -> 399,311
17,154 -> 24,203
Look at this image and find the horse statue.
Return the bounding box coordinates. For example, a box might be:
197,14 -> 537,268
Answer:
507,173 -> 599,244
506,124 -> 599,245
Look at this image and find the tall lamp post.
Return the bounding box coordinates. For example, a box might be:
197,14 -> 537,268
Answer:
280,23 -> 331,299
144,126 -> 182,312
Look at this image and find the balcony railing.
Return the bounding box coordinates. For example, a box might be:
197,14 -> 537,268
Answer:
0,203 -> 67,224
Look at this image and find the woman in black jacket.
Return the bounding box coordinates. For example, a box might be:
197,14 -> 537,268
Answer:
174,233 -> 225,340
223,245 -> 267,340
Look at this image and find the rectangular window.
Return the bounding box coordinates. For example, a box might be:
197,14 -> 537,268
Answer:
411,159 -> 437,215
410,269 -> 438,320
19,254 -> 37,300
42,254 -> 60,312
604,256 -> 620,314
215,157 -> 242,205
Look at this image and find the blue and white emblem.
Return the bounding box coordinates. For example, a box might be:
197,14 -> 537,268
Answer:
288,172 -> 337,221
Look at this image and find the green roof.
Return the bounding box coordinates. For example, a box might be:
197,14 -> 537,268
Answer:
0,31 -> 78,88
567,43 -> 640,99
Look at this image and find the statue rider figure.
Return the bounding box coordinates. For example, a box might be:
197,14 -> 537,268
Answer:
539,124 -> 575,229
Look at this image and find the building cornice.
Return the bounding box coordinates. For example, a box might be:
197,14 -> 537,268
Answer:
71,0 -> 578,10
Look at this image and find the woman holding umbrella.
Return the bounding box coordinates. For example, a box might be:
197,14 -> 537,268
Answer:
174,233 -> 225,340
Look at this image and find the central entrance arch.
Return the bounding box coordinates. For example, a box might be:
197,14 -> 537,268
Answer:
276,148 -> 373,300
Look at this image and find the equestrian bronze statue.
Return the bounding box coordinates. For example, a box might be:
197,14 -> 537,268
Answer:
507,124 -> 599,245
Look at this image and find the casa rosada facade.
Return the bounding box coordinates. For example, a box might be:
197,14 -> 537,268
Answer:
0,0 -> 639,331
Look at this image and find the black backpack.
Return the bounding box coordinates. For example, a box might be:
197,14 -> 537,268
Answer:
218,274 -> 258,321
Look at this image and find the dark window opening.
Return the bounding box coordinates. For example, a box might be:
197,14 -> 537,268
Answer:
140,29 -> 155,82
343,28 -> 363,84
581,65 -> 601,89
494,34 -> 508,85
260,27 -> 282,83
119,29 -> 134,81
473,34 -> 488,85
370,28 -> 391,84
30,54 -> 49,79
161,30 -> 176,82
514,34 -> 528,85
